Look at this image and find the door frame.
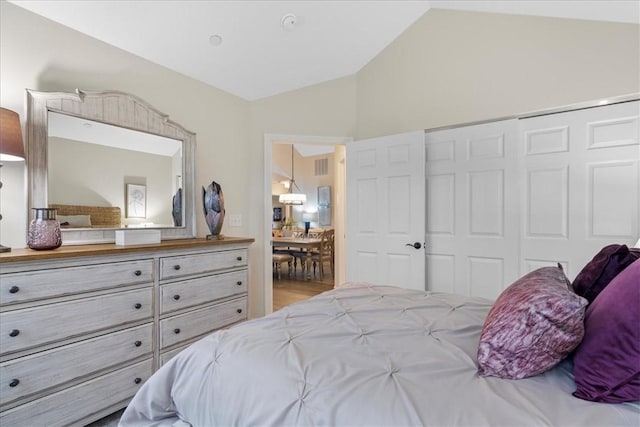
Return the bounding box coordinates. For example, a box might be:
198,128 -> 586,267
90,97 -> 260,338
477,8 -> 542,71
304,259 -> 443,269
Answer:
263,133 -> 352,315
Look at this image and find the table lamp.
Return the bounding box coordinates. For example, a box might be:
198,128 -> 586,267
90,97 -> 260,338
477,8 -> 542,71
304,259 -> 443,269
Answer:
0,108 -> 26,252
302,210 -> 318,236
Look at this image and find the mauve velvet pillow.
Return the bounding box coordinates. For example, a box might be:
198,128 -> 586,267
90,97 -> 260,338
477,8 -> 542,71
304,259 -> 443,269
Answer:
477,265 -> 588,379
572,244 -> 640,304
573,259 -> 640,403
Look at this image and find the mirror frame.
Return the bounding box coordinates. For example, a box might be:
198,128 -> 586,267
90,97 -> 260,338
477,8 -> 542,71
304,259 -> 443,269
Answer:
25,88 -> 196,244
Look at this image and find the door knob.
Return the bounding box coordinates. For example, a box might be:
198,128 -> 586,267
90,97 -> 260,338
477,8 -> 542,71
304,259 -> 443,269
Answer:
406,242 -> 422,250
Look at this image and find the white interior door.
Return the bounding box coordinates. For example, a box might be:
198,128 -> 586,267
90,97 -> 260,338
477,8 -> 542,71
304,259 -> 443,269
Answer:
519,100 -> 640,279
425,100 -> 639,300
425,120 -> 520,299
346,131 -> 425,290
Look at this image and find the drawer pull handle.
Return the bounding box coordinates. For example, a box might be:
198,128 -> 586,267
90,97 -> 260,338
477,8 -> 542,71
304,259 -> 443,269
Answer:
173,265 -> 181,270
134,377 -> 142,384
173,294 -> 181,300
236,256 -> 243,261
134,270 -> 142,276
134,303 -> 142,309
9,379 -> 19,387
9,286 -> 19,294
134,340 -> 142,347
9,329 -> 19,337
174,328 -> 181,334
236,281 -> 242,286
236,308 -> 243,314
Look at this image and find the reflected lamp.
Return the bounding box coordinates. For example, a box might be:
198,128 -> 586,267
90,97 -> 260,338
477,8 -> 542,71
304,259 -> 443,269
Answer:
0,108 -> 26,252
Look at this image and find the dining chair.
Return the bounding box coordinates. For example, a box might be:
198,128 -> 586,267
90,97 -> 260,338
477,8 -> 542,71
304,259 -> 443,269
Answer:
311,229 -> 334,279
272,253 -> 294,280
290,229 -> 321,276
305,228 -> 322,238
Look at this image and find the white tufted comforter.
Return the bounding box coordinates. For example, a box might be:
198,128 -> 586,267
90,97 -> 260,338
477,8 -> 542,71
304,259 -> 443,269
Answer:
119,283 -> 640,426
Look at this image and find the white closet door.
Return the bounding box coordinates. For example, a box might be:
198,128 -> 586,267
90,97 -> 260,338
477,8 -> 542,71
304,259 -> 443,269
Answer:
346,131 -> 426,290
519,100 -> 640,280
425,120 -> 519,299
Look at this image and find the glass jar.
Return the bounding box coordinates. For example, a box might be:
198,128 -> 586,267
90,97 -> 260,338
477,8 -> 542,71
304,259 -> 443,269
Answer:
28,208 -> 62,250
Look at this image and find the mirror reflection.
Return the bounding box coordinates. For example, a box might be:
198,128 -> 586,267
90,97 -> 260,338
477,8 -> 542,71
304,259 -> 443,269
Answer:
47,111 -> 183,228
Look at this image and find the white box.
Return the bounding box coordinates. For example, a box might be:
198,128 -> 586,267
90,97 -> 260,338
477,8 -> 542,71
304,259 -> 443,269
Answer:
115,229 -> 161,246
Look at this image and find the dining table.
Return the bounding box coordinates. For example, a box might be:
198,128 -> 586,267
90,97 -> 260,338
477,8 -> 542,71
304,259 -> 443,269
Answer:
272,236 -> 323,280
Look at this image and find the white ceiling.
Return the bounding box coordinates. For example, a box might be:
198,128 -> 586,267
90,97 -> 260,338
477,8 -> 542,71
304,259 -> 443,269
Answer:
48,111 -> 182,157
10,1 -> 639,101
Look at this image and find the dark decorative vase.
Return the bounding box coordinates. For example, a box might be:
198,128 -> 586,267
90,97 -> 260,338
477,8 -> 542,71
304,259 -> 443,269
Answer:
28,208 -> 62,250
172,187 -> 182,227
202,181 -> 225,239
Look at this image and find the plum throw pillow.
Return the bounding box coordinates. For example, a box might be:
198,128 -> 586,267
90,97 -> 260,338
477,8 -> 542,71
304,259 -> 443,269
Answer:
477,265 -> 588,379
572,244 -> 640,304
572,259 -> 640,403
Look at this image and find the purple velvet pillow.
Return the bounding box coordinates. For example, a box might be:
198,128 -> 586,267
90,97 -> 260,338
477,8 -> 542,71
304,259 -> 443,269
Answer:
572,259 -> 640,403
477,265 -> 588,379
572,244 -> 640,304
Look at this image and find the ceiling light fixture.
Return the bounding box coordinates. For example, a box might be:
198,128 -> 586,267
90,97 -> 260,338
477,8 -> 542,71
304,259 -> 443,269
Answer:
209,34 -> 223,46
281,13 -> 297,32
279,145 -> 306,205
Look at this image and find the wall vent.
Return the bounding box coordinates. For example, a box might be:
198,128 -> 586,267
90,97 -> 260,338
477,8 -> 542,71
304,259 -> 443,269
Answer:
315,158 -> 329,176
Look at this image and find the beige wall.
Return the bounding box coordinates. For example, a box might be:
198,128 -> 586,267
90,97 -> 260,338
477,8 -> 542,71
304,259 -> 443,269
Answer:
272,143 -> 335,227
0,2 -> 250,237
48,137 -> 174,226
248,76 -> 358,312
356,9 -> 640,139
2,3 -> 639,318
0,2 -> 261,314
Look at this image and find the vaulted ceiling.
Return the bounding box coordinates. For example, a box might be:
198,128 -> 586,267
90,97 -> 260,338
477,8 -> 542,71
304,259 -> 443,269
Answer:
10,1 -> 639,101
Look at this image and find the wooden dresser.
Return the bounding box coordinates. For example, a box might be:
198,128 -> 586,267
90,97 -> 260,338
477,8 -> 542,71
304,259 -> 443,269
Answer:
0,237 -> 253,426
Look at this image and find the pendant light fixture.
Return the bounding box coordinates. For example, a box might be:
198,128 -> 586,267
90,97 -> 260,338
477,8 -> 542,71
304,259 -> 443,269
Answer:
279,145 -> 306,205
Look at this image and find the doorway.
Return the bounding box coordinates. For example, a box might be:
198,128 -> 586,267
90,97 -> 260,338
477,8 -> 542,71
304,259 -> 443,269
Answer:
263,134 -> 351,315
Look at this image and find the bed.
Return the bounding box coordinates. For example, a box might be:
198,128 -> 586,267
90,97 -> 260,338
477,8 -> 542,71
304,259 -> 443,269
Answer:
120,251 -> 640,426
49,203 -> 122,228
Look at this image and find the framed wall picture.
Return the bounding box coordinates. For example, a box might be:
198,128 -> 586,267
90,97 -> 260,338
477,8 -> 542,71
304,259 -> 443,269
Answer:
318,205 -> 331,226
318,186 -> 331,206
318,186 -> 331,226
273,207 -> 283,222
126,184 -> 146,218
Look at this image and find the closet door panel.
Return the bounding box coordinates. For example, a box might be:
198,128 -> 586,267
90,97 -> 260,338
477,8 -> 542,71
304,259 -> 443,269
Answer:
426,119 -> 519,299
519,100 -> 639,280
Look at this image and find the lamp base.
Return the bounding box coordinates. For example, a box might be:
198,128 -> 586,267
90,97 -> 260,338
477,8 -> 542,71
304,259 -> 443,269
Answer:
0,244 -> 11,253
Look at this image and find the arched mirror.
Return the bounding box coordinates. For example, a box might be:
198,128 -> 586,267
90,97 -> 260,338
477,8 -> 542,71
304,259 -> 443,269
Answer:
25,89 -> 196,244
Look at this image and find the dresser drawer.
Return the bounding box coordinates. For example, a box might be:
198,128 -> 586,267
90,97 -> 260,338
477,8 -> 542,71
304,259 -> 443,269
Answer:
0,323 -> 152,408
0,359 -> 152,427
160,343 -> 190,366
0,288 -> 152,356
160,249 -> 247,280
160,269 -> 247,314
159,296 -> 247,349
0,260 -> 153,305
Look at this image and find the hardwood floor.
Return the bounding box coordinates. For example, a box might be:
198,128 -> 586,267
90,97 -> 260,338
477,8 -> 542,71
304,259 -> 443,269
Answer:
272,262 -> 335,311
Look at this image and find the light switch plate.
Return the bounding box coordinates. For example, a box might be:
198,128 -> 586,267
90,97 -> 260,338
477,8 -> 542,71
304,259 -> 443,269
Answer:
229,213 -> 242,227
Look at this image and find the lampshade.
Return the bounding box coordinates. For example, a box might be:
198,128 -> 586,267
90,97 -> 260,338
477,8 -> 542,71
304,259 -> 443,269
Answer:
279,192 -> 306,205
0,108 -> 25,161
302,210 -> 318,221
